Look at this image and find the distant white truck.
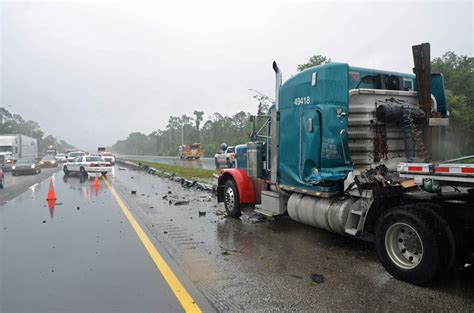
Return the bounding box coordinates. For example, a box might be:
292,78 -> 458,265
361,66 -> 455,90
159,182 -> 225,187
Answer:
0,134 -> 38,170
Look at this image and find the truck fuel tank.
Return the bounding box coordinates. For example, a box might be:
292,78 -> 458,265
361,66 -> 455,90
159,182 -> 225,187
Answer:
287,193 -> 356,235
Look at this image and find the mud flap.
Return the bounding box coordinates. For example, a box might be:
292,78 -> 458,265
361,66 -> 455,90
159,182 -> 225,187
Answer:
217,185 -> 225,202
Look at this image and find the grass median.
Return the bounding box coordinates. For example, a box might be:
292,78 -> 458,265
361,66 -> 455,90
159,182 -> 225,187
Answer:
136,160 -> 217,183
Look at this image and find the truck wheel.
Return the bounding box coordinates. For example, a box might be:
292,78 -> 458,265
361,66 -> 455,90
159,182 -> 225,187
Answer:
215,159 -> 220,169
101,172 -> 107,177
0,177 -> 4,188
224,179 -> 241,218
63,166 -> 69,175
375,205 -> 454,285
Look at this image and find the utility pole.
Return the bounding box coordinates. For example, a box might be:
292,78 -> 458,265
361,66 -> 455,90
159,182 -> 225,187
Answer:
181,123 -> 184,146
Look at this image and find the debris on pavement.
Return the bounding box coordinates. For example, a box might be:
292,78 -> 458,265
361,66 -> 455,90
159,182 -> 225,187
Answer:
174,200 -> 190,206
309,273 -> 325,284
198,211 -> 206,216
131,190 -> 137,195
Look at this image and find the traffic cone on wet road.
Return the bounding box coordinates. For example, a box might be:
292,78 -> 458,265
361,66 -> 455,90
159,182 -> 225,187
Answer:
46,179 -> 57,201
93,175 -> 100,188
47,199 -> 56,219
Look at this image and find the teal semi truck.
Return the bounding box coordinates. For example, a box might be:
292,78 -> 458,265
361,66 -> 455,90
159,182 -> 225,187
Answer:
217,44 -> 474,285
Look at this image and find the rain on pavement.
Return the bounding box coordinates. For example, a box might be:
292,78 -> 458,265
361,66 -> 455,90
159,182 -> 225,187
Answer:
0,168 -> 211,313
95,165 -> 474,311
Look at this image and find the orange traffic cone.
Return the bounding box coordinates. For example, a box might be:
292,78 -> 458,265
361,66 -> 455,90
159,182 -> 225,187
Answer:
46,179 -> 57,201
47,199 -> 56,219
93,175 -> 100,188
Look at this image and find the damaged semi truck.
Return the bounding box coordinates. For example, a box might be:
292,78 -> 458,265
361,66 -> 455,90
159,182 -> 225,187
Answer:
217,43 -> 474,285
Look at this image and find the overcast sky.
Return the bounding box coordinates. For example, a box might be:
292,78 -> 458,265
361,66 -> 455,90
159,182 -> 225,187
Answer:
1,1 -> 472,150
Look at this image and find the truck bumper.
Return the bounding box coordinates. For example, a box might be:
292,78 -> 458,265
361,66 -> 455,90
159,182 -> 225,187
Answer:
85,167 -> 113,174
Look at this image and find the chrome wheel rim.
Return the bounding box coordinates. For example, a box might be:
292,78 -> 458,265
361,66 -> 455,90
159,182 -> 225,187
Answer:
385,222 -> 423,269
225,186 -> 235,209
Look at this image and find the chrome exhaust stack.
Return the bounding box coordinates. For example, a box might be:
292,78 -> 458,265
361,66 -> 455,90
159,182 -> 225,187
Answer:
272,61 -> 282,110
271,61 -> 281,185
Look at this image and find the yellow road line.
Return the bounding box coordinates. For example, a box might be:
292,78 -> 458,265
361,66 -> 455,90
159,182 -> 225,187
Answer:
103,177 -> 202,313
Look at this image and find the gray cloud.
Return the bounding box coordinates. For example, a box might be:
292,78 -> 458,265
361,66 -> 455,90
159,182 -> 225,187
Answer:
1,2 -> 472,150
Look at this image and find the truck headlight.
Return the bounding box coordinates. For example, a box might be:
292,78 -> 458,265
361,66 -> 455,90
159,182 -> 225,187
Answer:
12,165 -> 16,170
52,161 -> 56,164
6,159 -> 12,163
31,164 -> 35,169
40,161 -> 44,164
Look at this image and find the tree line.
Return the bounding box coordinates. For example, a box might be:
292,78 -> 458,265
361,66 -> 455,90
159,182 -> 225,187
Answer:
111,111 -> 255,157
0,108 -> 75,154
112,51 -> 473,159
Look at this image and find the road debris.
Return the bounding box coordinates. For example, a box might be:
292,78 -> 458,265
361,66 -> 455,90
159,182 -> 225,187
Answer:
309,273 -> 325,284
174,200 -> 190,206
198,211 -> 206,216
131,190 -> 137,195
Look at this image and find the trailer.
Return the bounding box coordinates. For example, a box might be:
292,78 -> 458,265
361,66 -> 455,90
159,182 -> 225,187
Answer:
217,43 -> 473,285
0,134 -> 38,170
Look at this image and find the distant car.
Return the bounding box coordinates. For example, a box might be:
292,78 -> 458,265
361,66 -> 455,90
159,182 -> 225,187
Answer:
0,167 -> 4,188
214,146 -> 236,169
40,155 -> 58,168
63,155 -> 113,177
55,154 -> 67,162
66,151 -> 85,162
101,152 -> 115,165
12,158 -> 41,176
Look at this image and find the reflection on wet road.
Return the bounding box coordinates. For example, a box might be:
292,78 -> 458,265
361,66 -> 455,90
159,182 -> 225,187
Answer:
111,166 -> 474,311
0,169 -> 208,313
0,167 -> 60,206
118,155 -> 215,170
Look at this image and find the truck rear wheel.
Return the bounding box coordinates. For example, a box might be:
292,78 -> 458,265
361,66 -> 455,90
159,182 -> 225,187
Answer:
224,179 -> 241,218
375,204 -> 455,285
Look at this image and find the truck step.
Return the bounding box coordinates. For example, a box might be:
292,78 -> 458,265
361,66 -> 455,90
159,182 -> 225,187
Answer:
351,209 -> 363,216
345,228 -> 358,236
254,205 -> 279,218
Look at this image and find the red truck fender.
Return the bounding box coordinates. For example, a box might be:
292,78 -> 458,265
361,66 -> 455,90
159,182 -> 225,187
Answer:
217,169 -> 256,204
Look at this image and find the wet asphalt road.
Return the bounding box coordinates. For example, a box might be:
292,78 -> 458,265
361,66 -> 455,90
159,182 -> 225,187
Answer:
0,168 -> 211,313
112,166 -> 474,312
0,167 -> 60,206
118,155 -> 216,170
1,165 -> 473,312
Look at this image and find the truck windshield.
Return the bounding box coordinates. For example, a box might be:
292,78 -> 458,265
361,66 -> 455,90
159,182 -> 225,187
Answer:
0,146 -> 13,152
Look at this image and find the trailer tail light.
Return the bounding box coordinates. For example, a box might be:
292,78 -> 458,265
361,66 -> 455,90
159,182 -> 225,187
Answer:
231,154 -> 235,159
89,163 -> 96,167
107,162 -> 112,167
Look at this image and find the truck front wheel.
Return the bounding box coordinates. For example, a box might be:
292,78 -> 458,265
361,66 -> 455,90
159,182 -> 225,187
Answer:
224,179 -> 241,218
375,205 -> 454,285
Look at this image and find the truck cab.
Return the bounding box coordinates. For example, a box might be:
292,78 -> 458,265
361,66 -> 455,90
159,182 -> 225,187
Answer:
217,51 -> 473,285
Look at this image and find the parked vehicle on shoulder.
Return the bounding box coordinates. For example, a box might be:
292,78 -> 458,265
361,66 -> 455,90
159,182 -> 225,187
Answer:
40,155 -> 58,168
214,145 -> 236,169
12,158 -> 41,176
55,154 -> 67,162
63,155 -> 113,177
66,151 -> 85,162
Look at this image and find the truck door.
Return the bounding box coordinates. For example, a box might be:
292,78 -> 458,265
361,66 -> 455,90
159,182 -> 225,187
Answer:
300,110 -> 321,182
